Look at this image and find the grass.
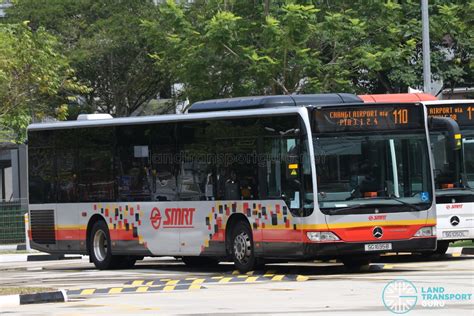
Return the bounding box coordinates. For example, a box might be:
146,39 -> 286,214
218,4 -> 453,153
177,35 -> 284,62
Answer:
451,240 -> 474,247
0,287 -> 57,295
0,250 -> 32,254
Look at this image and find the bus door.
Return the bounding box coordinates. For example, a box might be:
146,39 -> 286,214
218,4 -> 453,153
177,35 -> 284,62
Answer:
259,117 -> 312,252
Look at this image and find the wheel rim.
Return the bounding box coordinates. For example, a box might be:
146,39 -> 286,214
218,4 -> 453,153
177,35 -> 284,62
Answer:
233,231 -> 251,264
93,229 -> 107,262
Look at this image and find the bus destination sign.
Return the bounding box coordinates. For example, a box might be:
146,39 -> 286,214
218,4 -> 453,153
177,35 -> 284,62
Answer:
427,104 -> 474,127
313,105 -> 423,133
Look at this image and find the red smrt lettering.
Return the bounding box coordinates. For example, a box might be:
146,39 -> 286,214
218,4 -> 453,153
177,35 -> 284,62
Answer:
162,208 -> 196,228
369,215 -> 387,221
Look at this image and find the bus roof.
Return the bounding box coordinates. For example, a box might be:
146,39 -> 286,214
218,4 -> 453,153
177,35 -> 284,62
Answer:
27,106 -> 310,131
27,99 -> 414,132
188,93 -> 362,113
359,93 -> 437,103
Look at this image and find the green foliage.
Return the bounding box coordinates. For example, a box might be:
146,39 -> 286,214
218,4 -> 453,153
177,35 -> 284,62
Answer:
7,0 -> 166,116
0,23 -> 88,143
142,0 -> 472,101
3,0 -> 473,119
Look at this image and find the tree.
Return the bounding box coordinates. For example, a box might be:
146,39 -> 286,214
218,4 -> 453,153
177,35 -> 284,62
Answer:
143,0 -> 472,103
7,0 -> 168,116
0,22 -> 88,143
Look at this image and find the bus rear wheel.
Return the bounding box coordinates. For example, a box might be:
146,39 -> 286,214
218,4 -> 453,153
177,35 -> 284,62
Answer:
231,221 -> 261,273
89,221 -> 136,269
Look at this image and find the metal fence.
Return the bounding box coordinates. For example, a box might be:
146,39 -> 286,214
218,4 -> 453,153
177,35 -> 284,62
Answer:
0,199 -> 27,245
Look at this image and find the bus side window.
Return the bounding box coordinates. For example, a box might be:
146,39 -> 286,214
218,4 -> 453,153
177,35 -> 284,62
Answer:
177,122 -> 210,201
56,129 -> 78,203
28,130 -> 56,204
149,123 -> 178,201
116,125 -> 152,202
77,127 -> 115,202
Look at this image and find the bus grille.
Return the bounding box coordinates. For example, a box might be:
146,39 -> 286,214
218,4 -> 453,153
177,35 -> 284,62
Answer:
30,210 -> 56,244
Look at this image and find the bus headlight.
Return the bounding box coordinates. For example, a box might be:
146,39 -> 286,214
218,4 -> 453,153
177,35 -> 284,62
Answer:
306,231 -> 340,242
414,226 -> 436,237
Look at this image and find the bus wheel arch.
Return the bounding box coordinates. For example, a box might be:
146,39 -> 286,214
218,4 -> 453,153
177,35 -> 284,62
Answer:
225,214 -> 250,256
86,214 -> 107,256
225,214 -> 262,273
86,215 -> 137,270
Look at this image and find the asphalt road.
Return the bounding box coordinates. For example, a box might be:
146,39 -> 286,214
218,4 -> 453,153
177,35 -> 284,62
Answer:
0,250 -> 473,315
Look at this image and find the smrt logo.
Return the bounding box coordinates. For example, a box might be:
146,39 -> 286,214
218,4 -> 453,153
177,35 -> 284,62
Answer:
446,204 -> 463,210
150,207 -> 162,229
369,215 -> 387,221
150,207 -> 196,229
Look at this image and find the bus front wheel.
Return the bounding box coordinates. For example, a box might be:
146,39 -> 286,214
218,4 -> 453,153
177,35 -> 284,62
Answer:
421,241 -> 450,256
231,221 -> 261,273
342,257 -> 371,272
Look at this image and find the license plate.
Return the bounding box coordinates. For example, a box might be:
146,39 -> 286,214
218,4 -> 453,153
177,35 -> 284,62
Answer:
442,230 -> 469,238
364,243 -> 392,251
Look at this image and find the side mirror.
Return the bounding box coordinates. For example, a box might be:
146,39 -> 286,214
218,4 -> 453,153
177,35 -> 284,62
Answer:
429,117 -> 462,151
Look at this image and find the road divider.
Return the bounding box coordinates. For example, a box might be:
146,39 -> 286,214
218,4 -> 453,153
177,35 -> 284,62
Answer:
0,290 -> 67,307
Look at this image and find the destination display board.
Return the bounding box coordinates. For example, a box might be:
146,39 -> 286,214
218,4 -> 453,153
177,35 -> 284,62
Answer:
427,103 -> 474,127
313,105 -> 424,133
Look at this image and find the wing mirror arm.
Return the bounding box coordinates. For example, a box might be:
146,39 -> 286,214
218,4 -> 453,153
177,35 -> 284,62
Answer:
429,116 -> 462,151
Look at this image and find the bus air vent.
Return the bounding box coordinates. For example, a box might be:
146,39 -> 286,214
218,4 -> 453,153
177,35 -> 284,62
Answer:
30,210 -> 56,244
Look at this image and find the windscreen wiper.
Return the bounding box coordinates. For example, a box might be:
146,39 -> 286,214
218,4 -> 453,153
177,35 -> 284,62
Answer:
375,196 -> 423,212
324,198 -> 423,215
325,204 -> 363,215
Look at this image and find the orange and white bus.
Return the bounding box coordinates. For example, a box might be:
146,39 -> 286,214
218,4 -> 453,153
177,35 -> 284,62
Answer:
361,93 -> 473,254
27,94 -> 437,272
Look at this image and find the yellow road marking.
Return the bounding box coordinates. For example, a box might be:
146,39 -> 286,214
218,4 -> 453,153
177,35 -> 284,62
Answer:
81,289 -> 96,295
192,279 -> 205,285
165,280 -> 179,286
245,276 -> 259,282
109,288 -> 122,294
219,277 -> 233,283
296,275 -> 309,281
136,286 -> 149,293
163,286 -> 175,292
131,280 -> 144,286
271,275 -> 285,281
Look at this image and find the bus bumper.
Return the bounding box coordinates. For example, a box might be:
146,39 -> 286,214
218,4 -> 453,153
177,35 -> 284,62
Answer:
303,237 -> 437,258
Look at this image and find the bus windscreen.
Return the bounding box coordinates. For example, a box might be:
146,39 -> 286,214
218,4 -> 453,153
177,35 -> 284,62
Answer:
313,104 -> 424,133
427,104 -> 474,127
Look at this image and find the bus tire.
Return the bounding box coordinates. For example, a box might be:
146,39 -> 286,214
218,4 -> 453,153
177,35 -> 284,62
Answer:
342,257 -> 371,272
421,241 -> 450,256
89,220 -> 116,270
231,221 -> 260,273
113,256 -> 137,269
434,241 -> 450,255
182,256 -> 219,267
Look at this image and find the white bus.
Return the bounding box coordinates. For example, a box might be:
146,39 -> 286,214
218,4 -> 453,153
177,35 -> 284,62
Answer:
361,94 -> 473,254
27,94 -> 437,272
